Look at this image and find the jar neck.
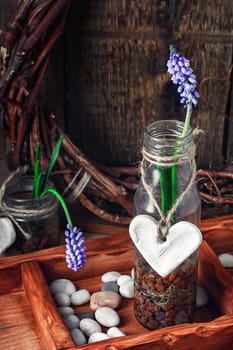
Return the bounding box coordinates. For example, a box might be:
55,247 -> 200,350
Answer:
142,120 -> 195,165
2,175 -> 58,215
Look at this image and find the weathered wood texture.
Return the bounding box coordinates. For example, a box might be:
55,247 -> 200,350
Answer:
65,0 -> 233,168
0,215 -> 233,349
0,0 -> 65,131
1,1 -> 233,169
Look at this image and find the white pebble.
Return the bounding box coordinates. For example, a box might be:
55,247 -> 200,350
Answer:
71,289 -> 90,305
119,280 -> 134,298
58,306 -> 74,316
88,332 -> 110,343
0,218 -> 16,254
63,314 -> 80,329
101,271 -> 121,283
79,318 -> 102,337
218,253 -> 233,268
71,328 -> 87,345
117,274 -> 132,286
107,327 -> 126,338
196,286 -> 208,308
95,307 -> 120,327
49,279 -> 76,295
54,292 -> 71,306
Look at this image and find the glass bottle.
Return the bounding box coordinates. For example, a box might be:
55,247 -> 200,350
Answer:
133,120 -> 201,330
2,174 -> 59,254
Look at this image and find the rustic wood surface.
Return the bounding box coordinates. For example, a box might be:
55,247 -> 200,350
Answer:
0,214 -> 233,349
0,0 -> 232,178
65,0 -> 233,168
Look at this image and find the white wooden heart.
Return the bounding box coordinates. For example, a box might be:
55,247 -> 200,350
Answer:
0,217 -> 16,255
129,214 -> 202,277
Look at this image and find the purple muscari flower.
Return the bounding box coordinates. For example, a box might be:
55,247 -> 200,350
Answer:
167,46 -> 199,110
65,224 -> 86,271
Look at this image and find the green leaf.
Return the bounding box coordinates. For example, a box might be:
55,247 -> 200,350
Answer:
34,171 -> 43,199
32,144 -> 42,199
41,135 -> 64,192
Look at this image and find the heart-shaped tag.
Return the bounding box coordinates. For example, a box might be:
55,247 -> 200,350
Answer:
0,217 -> 16,255
129,214 -> 202,277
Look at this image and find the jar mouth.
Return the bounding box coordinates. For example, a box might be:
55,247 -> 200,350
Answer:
145,120 -> 192,143
3,174 -> 57,209
143,120 -> 194,156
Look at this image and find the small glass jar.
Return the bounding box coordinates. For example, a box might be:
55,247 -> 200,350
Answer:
2,174 -> 59,253
133,120 -> 201,329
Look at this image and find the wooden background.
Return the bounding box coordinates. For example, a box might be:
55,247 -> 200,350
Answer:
1,0 -> 233,169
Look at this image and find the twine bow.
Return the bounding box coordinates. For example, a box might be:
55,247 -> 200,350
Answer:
140,133 -> 198,239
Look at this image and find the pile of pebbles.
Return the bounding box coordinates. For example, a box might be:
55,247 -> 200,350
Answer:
49,271 -> 134,345
49,269 -> 210,345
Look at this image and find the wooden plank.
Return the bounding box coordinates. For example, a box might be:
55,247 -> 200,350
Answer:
0,324 -> 42,350
0,264 -> 22,294
65,315 -> 233,350
0,291 -> 35,327
65,0 -> 233,168
0,214 -> 232,349
200,214 -> 233,253
22,260 -> 74,350
177,1 -> 233,35
0,290 -> 42,350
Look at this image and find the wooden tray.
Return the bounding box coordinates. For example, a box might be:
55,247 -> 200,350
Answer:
0,215 -> 233,350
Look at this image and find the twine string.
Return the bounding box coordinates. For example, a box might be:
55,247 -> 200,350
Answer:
140,135 -> 197,238
0,165 -> 91,240
0,166 -> 57,239
0,166 -> 31,239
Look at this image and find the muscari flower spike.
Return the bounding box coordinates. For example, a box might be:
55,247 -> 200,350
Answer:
65,224 -> 86,271
167,45 -> 199,111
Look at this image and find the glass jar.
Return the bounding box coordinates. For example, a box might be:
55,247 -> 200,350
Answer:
133,120 -> 201,329
2,174 -> 60,253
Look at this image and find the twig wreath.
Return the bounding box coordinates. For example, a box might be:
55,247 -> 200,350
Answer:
0,0 -> 134,225
0,0 -> 232,224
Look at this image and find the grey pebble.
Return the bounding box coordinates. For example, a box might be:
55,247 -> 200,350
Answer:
71,328 -> 87,346
71,289 -> 90,305
49,279 -> 76,295
54,292 -> 71,306
76,312 -> 95,320
58,306 -> 74,316
102,281 -> 119,293
63,314 -> 80,329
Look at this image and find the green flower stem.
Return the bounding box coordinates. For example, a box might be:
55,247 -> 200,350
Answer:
159,100 -> 192,222
171,164 -> 177,223
41,188 -> 73,228
159,166 -> 174,218
182,100 -> 192,138
159,166 -> 168,215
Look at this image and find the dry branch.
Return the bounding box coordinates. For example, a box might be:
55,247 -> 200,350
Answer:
0,0 -> 232,224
